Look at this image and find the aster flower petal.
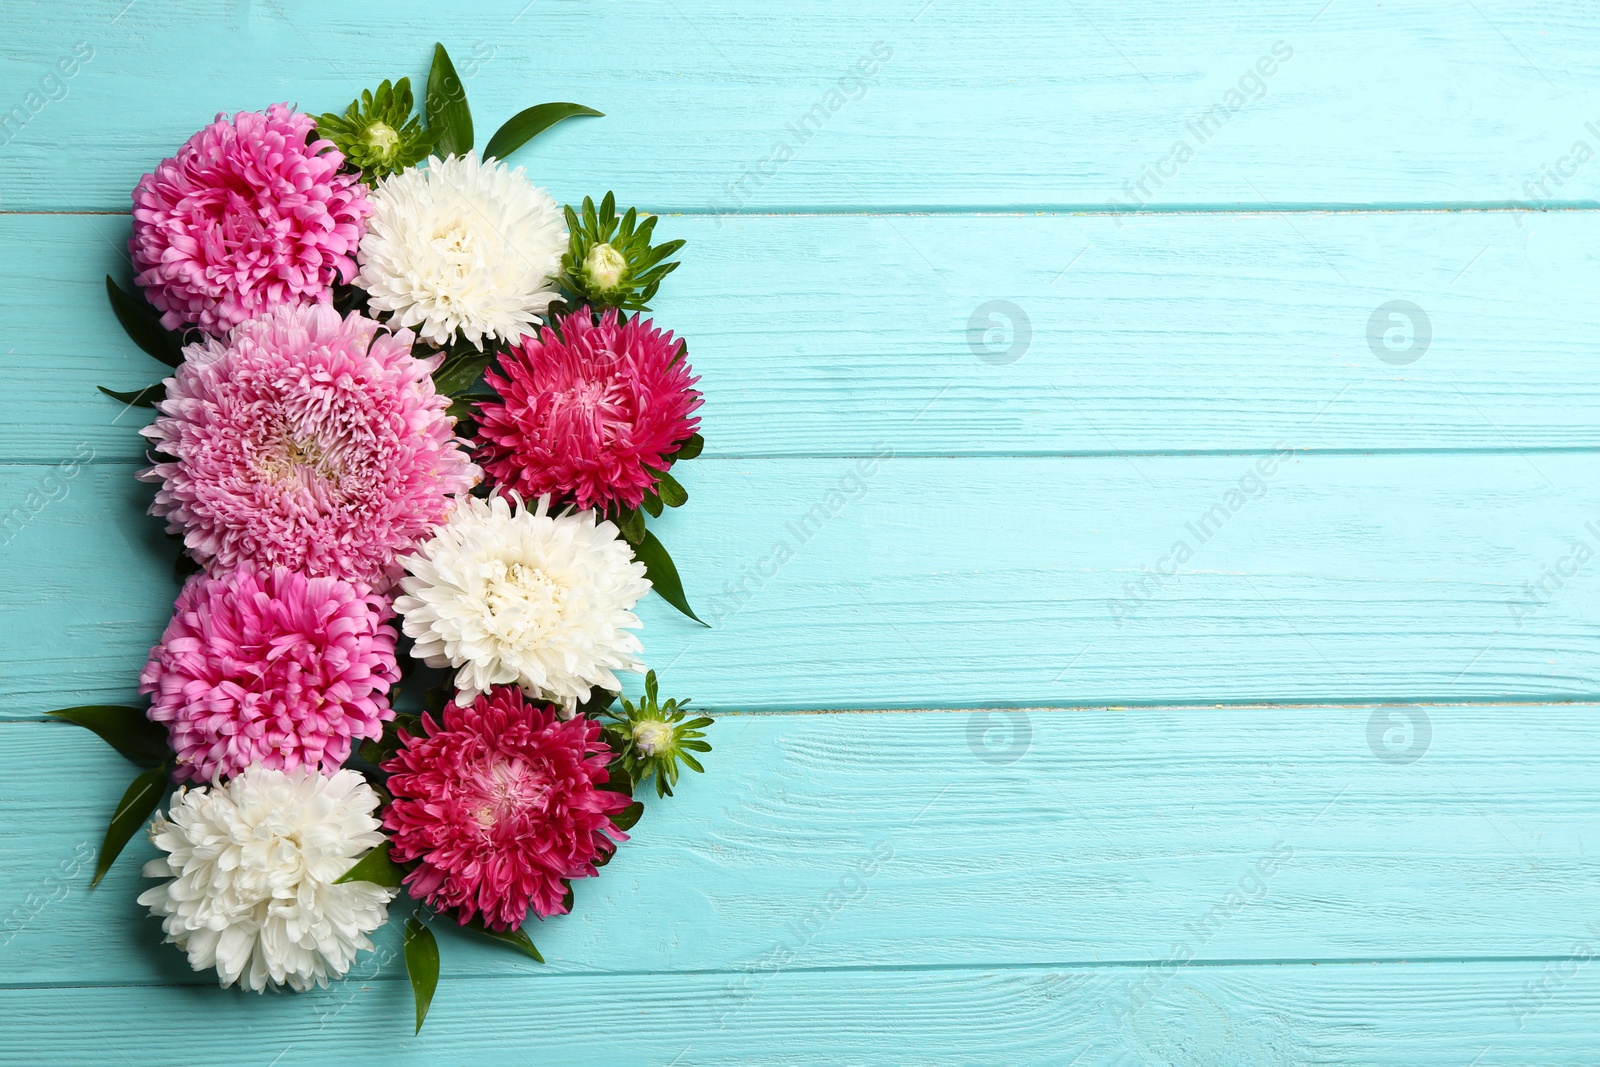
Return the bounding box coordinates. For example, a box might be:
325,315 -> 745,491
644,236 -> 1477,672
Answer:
394,494 -> 650,709
130,104 -> 371,335
137,766 -> 396,992
140,564 -> 400,783
381,687 -> 629,929
139,303 -> 480,589
355,152 -> 568,348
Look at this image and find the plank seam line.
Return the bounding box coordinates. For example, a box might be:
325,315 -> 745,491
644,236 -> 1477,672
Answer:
9,953 -> 1600,992
9,204 -> 1600,219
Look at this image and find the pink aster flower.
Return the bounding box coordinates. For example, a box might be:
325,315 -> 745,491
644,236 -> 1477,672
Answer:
381,686 -> 630,930
475,308 -> 702,512
130,103 -> 371,335
140,303 -> 480,590
140,563 -> 400,784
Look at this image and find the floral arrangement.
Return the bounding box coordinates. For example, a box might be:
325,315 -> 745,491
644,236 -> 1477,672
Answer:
50,45 -> 713,1030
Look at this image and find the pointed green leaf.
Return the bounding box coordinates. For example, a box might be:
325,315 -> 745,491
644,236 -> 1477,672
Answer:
456,914 -> 544,962
97,384 -> 164,409
93,765 -> 169,887
655,471 -> 688,508
334,840 -> 405,888
426,43 -> 473,157
641,491 -> 663,518
46,705 -> 169,766
483,103 -> 603,161
634,529 -> 706,624
611,801 -> 644,832
561,882 -> 575,914
432,351 -> 492,397
105,276 -> 185,367
615,507 -> 646,545
404,915 -> 441,1034
673,433 -> 704,461
600,763 -> 634,797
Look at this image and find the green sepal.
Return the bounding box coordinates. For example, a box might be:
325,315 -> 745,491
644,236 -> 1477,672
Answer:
93,765 -> 170,887
456,914 -> 544,962
483,102 -> 603,161
426,44 -> 473,157
404,914 -> 441,1035
672,433 -> 704,461
334,840 -> 405,888
46,705 -> 169,766
634,529 -> 705,624
105,276 -> 185,367
98,384 -> 164,408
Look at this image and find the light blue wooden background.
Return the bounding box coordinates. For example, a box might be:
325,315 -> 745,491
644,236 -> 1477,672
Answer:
3,1 -> 1599,1063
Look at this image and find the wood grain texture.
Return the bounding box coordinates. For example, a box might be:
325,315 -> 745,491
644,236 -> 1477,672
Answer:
6,707 -> 1600,990
2,454 -> 1595,716
1,0 -> 1597,212
5,961 -> 1600,1065
9,210 -> 1600,464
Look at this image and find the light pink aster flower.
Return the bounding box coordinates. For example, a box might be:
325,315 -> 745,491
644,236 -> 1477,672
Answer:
140,564 -> 400,784
130,104 -> 371,335
381,686 -> 630,930
140,303 -> 479,590
476,308 -> 702,512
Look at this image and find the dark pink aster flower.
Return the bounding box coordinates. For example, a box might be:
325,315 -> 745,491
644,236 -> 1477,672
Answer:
130,103 -> 371,335
476,308 -> 702,512
140,563 -> 400,784
381,687 -> 630,930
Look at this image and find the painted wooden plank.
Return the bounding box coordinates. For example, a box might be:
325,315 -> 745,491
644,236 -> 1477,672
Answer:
8,703 -> 1600,988
7,209 -> 1600,465
2,1 -> 1598,213
1,453 -> 1595,716
5,959 -> 1600,1065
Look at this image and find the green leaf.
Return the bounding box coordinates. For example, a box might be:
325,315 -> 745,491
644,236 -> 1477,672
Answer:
105,276 -> 185,367
93,765 -> 169,887
600,764 -> 634,797
483,102 -> 603,161
615,507 -> 646,545
634,529 -> 706,625
46,705 -> 168,766
673,433 -> 704,461
456,914 -> 544,962
561,882 -> 575,914
612,801 -> 644,831
641,491 -> 663,519
426,43 -> 473,157
334,840 -> 405,888
404,915 -> 441,1035
655,471 -> 688,508
432,351 -> 493,397
97,384 -> 164,408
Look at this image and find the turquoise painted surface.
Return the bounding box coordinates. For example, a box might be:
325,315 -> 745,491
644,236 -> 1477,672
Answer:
2,1 -> 1598,1064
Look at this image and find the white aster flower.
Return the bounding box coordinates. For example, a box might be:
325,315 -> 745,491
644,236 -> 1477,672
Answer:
395,493 -> 651,709
137,766 -> 396,993
355,152 -> 568,348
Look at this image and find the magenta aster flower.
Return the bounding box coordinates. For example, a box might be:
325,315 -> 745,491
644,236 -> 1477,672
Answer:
130,103 -> 371,335
140,303 -> 479,589
381,686 -> 630,930
140,564 -> 400,784
475,308 -> 702,512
